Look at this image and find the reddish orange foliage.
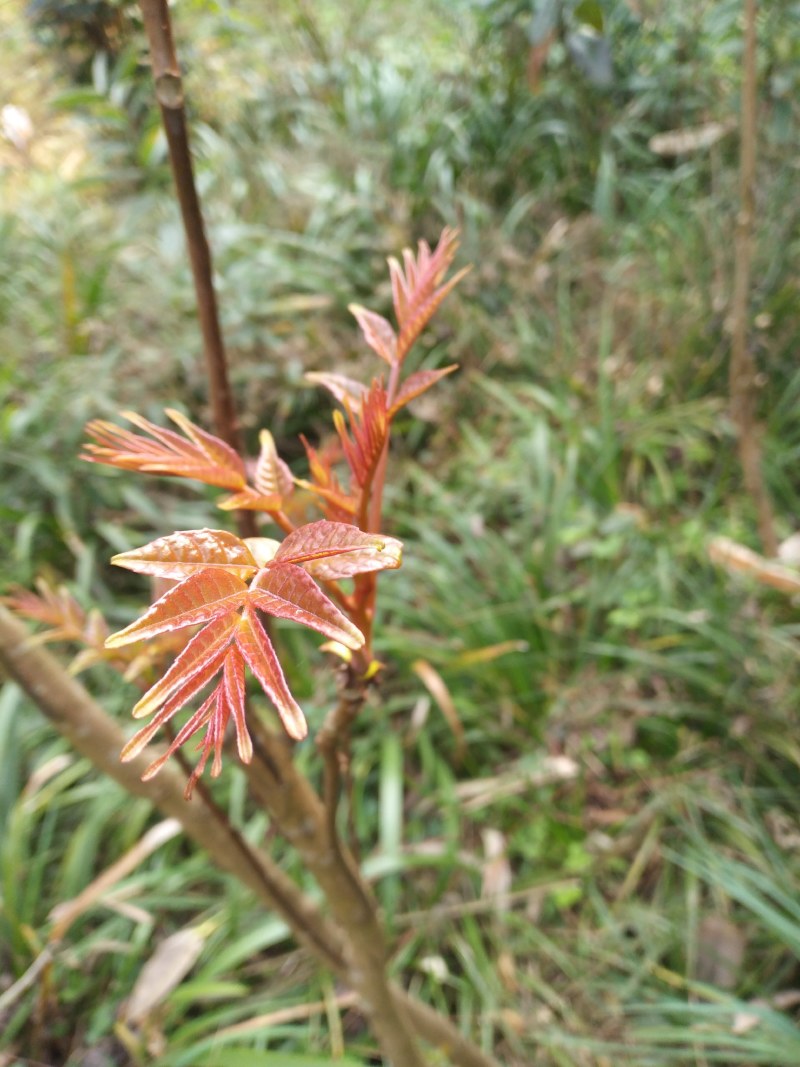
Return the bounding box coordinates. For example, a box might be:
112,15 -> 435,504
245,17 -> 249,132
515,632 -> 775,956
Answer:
108,522 -> 401,795
69,230 -> 466,795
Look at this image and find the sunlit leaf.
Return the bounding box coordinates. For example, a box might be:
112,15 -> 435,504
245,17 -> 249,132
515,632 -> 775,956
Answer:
111,529 -> 259,580
106,570 -> 249,648
275,519 -> 402,579
235,605 -> 307,740
251,565 -> 364,649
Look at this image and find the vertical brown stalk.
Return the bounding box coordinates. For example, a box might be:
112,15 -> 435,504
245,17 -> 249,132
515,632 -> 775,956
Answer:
138,0 -> 259,540
138,0 -> 240,455
729,0 -> 778,555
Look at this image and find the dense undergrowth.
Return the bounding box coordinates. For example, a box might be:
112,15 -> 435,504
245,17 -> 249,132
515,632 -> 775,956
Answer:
1,1 -> 800,1064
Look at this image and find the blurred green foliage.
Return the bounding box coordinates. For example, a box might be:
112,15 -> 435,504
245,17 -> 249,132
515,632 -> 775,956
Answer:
2,0 -> 800,1063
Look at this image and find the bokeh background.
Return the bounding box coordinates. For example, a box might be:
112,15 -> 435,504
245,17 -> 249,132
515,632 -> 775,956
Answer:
1,2 -> 799,1064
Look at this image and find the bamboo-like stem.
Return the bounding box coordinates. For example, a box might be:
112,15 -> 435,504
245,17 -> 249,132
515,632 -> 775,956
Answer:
138,0 -> 259,540
729,0 -> 777,556
0,607 -> 499,1067
138,0 -> 239,455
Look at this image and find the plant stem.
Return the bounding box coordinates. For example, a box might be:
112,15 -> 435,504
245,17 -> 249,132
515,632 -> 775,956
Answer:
244,720 -> 428,1066
138,0 -> 239,455
729,0 -> 777,555
0,608 -> 499,1066
138,0 -> 259,539
317,666 -> 367,850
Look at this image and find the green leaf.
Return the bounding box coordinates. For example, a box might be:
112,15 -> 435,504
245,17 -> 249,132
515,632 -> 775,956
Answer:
574,0 -> 604,32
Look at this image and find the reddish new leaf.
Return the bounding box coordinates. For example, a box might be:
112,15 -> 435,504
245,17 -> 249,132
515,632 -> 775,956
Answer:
111,529 -> 259,581
250,564 -> 364,649
389,228 -> 459,326
387,228 -> 468,363
235,604 -> 307,740
334,380 -> 389,489
275,519 -> 402,580
106,569 -> 249,648
218,430 -> 293,512
3,579 -> 87,643
165,409 -> 244,479
132,614 -> 238,720
396,271 -> 467,363
135,645 -> 254,797
107,519 -> 390,777
298,437 -> 355,522
222,645 -> 253,765
305,372 -> 367,410
120,636 -> 234,767
389,365 -> 459,416
253,430 -> 294,499
137,690 -> 219,787
216,488 -> 283,512
348,305 -> 397,366
82,409 -> 247,490
243,537 -> 281,566
121,686 -> 213,765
